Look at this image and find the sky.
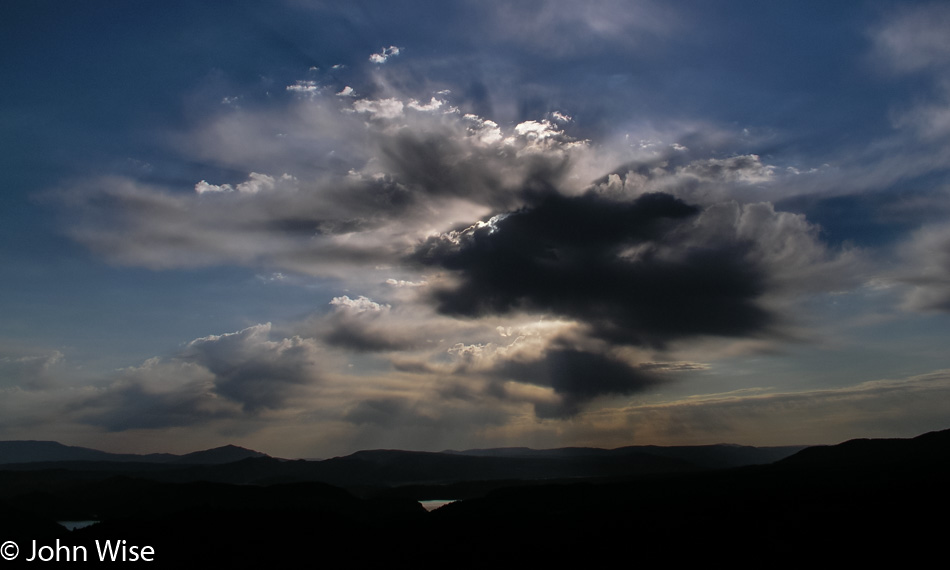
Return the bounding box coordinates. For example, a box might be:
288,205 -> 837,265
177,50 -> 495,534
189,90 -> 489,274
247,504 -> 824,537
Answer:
3,0 -> 950,458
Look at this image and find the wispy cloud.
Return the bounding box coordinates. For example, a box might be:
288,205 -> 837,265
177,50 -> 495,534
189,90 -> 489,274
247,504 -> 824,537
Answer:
369,45 -> 401,64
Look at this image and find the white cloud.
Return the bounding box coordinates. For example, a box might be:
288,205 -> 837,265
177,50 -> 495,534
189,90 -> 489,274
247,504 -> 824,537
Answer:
407,97 -> 444,112
369,45 -> 401,64
487,0 -> 681,56
330,295 -> 390,313
463,114 -> 503,145
871,3 -> 950,74
195,173 -> 296,195
286,80 -> 320,92
385,278 -> 427,288
514,119 -> 561,141
352,97 -> 405,119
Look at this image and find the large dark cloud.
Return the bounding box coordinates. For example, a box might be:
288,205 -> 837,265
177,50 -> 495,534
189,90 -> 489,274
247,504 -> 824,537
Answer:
495,348 -> 662,418
411,191 -> 773,347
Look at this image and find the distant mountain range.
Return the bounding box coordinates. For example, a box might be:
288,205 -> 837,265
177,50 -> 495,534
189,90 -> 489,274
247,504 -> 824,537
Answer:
0,441 -> 267,465
0,440 -> 804,488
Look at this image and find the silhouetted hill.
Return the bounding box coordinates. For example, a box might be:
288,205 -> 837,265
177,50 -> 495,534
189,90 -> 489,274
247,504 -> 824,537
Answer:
777,427 -> 950,470
427,428 -> 950,564
0,441 -> 177,464
0,441 -> 263,465
0,441 -> 802,490
3,429 -> 949,565
173,444 -> 268,464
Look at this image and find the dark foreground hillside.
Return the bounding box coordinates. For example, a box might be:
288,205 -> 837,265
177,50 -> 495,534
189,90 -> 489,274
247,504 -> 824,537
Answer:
1,431 -> 947,566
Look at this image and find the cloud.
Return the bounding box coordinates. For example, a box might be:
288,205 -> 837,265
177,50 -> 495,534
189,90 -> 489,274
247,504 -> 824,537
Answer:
0,350 -> 64,390
48,80 -> 863,423
637,361 -> 710,372
322,295 -> 423,352
385,278 -> 427,288
896,223 -> 950,312
411,191 -> 774,347
608,369 -> 950,446
352,97 -> 405,119
329,295 -> 389,313
870,2 -> 950,74
680,155 -> 775,185
77,324 -> 324,430
75,358 -> 237,431
195,172 -> 296,195
56,97 -> 595,277
402,185 -> 861,418
286,80 -> 320,93
485,0 -> 681,56
493,348 -> 662,418
589,153 -> 780,205
407,97 -> 444,112
369,45 -> 401,64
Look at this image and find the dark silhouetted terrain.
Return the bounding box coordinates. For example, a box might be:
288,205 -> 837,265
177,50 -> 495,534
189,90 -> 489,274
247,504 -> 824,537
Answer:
1,431 -> 947,566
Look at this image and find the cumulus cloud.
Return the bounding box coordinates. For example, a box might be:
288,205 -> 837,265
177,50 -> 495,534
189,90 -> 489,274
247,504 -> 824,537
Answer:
411,191 -> 773,347
51,81 -> 863,423
352,97 -> 405,119
77,324 -> 324,430
181,323 -> 322,412
402,187 -> 859,417
195,172 -> 296,195
75,358 -> 237,431
330,295 -> 389,313
321,295 -> 424,353
57,93 -> 602,277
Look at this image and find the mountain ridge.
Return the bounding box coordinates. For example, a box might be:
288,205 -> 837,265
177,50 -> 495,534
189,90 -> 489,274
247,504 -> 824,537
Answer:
0,441 -> 267,465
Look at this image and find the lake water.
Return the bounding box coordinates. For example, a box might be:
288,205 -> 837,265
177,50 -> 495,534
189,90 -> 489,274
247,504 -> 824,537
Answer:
58,521 -> 99,531
418,500 -> 456,512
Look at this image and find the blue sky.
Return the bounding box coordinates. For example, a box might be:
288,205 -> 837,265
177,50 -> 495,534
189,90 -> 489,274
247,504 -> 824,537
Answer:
3,0 -> 950,457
